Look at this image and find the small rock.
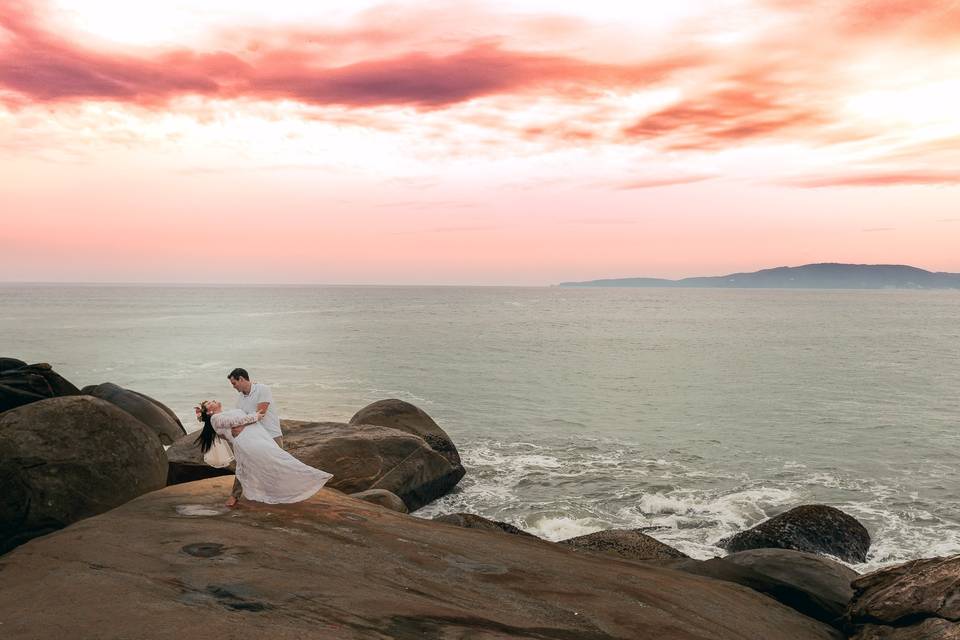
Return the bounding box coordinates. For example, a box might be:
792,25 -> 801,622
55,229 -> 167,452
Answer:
433,513 -> 536,538
559,529 -> 688,563
350,489 -> 408,513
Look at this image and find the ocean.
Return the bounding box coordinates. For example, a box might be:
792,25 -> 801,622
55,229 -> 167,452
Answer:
2,284 -> 958,572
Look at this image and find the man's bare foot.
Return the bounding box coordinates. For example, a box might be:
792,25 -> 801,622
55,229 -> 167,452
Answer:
225,496 -> 238,508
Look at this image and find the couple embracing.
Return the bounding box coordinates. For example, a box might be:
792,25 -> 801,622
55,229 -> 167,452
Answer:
195,368 -> 332,506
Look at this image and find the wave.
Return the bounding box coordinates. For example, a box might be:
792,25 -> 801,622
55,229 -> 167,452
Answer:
414,437 -> 960,569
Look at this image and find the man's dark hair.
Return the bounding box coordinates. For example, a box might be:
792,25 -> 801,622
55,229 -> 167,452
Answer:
228,368 -> 250,381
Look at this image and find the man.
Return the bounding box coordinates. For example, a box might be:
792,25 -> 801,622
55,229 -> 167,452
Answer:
225,367 -> 283,506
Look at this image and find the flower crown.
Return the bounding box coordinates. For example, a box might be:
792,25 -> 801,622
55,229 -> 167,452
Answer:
194,401 -> 210,423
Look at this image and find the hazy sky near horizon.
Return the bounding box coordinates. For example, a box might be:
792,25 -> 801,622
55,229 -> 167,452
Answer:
2,0 -> 959,285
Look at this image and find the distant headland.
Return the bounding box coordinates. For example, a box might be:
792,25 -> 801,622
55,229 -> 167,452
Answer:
559,263 -> 960,289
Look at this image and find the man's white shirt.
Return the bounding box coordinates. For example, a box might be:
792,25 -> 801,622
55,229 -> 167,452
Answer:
236,382 -> 282,438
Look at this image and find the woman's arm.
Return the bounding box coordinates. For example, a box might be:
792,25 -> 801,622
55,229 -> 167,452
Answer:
211,411 -> 259,435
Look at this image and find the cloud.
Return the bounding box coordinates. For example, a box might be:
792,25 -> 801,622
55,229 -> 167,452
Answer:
762,0 -> 960,43
783,170 -> 960,187
387,225 -> 496,235
614,174 -> 713,189
2,0 -> 959,172
0,3 -> 248,103
0,3 -> 700,109
249,44 -> 699,108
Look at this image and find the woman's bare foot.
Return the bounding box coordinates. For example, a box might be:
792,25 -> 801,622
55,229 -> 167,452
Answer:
225,496 -> 238,508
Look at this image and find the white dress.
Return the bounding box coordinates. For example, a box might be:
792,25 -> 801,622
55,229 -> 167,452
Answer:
212,409 -> 333,503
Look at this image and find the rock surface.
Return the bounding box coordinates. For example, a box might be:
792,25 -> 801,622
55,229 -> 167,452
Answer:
80,382 -> 186,445
167,418 -> 464,512
0,477 -> 843,639
847,555 -> 960,639
349,398 -> 462,468
560,529 -> 688,562
722,504 -> 871,563
851,619 -> 960,639
0,357 -> 27,372
0,362 -> 80,413
433,512 -> 537,538
0,396 -> 168,554
720,549 -> 858,627
349,489 -> 408,513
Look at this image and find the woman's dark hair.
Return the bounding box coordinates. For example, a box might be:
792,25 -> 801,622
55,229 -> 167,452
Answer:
194,402 -> 217,454
227,368 -> 249,381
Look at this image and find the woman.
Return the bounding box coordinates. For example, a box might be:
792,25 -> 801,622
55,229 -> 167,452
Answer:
195,400 -> 333,505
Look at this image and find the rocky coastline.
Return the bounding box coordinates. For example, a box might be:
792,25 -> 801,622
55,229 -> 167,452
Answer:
1,360 -> 956,639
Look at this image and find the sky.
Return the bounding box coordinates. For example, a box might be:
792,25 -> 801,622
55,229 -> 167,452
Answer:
1,0 -> 959,285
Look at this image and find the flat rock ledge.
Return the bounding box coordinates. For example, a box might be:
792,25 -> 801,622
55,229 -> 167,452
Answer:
0,478 -> 843,640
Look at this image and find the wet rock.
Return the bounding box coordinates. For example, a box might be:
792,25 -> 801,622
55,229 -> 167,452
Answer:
0,477 -> 843,640
80,382 -> 185,445
0,362 -> 80,413
720,549 -> 858,628
721,504 -> 871,563
0,396 -> 168,554
847,555 -> 960,639
167,418 -> 464,512
349,398 -> 462,468
433,512 -> 536,538
559,529 -> 688,562
349,489 -> 408,513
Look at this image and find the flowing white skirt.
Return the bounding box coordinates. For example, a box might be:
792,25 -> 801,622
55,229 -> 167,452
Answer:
231,422 -> 332,503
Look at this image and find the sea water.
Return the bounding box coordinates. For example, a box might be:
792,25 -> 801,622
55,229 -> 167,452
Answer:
2,284 -> 958,571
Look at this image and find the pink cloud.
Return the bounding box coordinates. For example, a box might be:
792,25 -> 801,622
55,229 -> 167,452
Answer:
1,0 -> 958,165
615,175 -> 713,189
0,3 -> 246,103
784,170 -> 960,187
0,4 -> 701,109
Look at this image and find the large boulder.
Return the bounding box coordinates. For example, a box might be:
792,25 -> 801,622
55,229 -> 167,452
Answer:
720,549 -> 859,628
433,512 -> 537,538
0,396 -> 168,555
167,418 -> 465,512
349,398 -> 462,468
559,528 -> 688,562
721,504 -> 871,563
846,555 -> 960,639
80,382 -> 185,445
0,362 -> 80,413
0,477 -> 843,639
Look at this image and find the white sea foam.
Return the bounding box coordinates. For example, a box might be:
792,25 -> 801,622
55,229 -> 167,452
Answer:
524,516 -> 605,541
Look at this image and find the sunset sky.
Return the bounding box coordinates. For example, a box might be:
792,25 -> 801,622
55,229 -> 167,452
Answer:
2,0 -> 959,285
